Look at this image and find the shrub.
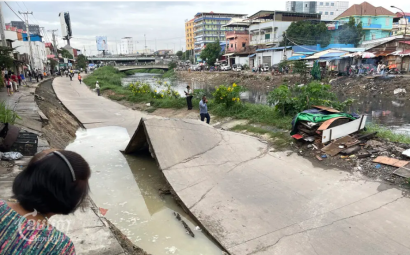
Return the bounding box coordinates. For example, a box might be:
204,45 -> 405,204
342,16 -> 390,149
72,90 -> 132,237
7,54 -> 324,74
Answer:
213,83 -> 244,108
0,101 -> 21,124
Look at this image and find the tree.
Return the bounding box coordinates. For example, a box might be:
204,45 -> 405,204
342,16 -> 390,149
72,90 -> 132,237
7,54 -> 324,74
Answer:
176,50 -> 183,59
280,21 -> 331,47
199,40 -> 221,65
76,54 -> 88,69
49,58 -> 58,71
337,17 -> 364,47
58,48 -> 73,59
0,46 -> 16,70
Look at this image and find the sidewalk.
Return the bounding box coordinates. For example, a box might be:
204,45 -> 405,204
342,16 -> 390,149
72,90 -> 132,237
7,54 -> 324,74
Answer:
0,77 -> 125,255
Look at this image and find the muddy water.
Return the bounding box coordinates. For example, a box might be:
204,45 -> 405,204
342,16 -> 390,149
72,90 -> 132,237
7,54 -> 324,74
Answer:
66,126 -> 222,255
121,73 -> 410,134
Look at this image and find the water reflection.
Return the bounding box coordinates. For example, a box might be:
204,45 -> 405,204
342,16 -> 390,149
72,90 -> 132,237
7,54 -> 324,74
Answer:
67,126 -> 222,255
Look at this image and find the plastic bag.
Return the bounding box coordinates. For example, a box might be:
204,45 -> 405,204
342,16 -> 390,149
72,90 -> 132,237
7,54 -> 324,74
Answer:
2,152 -> 23,160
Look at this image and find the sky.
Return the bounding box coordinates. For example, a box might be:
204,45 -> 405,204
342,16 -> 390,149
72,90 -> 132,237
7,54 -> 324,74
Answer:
3,0 -> 410,56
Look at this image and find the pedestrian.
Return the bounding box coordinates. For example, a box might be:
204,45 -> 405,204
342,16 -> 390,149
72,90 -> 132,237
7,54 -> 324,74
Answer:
10,72 -> 19,92
4,77 -> 12,96
95,81 -> 100,96
199,95 -> 210,124
65,70 -> 68,77
0,149 -> 90,255
69,72 -> 73,81
184,85 -> 193,110
78,73 -> 82,84
380,63 -> 386,76
28,70 -> 32,82
377,62 -> 381,74
17,72 -> 22,87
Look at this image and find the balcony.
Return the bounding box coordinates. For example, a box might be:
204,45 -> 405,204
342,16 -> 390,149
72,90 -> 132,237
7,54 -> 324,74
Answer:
225,31 -> 249,37
362,24 -> 382,29
250,38 -> 277,46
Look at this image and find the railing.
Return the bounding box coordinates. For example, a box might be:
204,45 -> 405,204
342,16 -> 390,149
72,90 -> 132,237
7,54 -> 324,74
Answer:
362,24 -> 382,29
249,38 -> 277,45
225,31 -> 249,36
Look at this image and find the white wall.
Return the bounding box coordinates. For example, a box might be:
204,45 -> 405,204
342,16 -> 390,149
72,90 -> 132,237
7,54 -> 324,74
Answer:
118,38 -> 134,55
250,21 -> 292,45
255,49 -> 292,66
13,40 -> 47,70
316,1 -> 349,20
235,56 -> 249,65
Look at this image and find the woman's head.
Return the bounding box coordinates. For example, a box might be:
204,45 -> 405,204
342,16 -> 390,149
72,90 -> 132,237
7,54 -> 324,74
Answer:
12,149 -> 91,215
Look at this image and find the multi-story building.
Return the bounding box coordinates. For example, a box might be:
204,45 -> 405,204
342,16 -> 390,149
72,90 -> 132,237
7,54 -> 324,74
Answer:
192,12 -> 247,62
117,37 -> 134,55
392,12 -> 410,36
248,10 -> 321,47
185,19 -> 194,51
286,1 -> 349,20
9,21 -> 41,35
334,2 -> 395,41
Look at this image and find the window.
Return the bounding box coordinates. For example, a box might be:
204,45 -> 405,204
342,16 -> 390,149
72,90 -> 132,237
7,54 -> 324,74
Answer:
319,11 -> 323,14
331,2 -> 334,6
325,12 -> 328,15
385,18 -> 389,26
242,42 -> 246,47
326,2 -> 329,6
265,33 -> 271,39
367,18 -> 371,26
320,2 -> 323,5
330,12 -> 334,15
305,4 -> 308,7
231,44 -> 233,48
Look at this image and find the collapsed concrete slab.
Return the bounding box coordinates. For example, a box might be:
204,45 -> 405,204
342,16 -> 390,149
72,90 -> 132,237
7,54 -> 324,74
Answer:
125,118 -> 410,255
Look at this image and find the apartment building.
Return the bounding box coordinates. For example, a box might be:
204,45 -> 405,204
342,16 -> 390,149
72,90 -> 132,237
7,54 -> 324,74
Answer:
185,19 -> 195,50
117,37 -> 134,55
192,12 -> 246,61
286,1 -> 349,20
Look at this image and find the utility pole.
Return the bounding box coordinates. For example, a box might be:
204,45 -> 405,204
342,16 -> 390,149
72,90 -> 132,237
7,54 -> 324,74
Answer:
0,3 -> 7,46
47,29 -> 58,55
19,11 -> 35,70
144,34 -> 147,56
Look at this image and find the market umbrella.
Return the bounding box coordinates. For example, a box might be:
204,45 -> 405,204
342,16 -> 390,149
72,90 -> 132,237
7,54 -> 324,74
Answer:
311,60 -> 321,80
361,52 -> 376,59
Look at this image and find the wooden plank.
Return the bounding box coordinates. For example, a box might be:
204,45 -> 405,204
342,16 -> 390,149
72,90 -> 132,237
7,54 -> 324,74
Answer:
373,156 -> 409,167
322,116 -> 367,143
315,155 -> 323,161
321,136 -> 360,157
312,105 -> 340,113
317,117 -> 348,131
393,166 -> 410,178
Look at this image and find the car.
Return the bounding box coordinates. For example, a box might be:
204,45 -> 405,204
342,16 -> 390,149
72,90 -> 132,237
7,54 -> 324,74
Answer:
262,64 -> 270,72
232,64 -> 243,72
221,65 -> 231,71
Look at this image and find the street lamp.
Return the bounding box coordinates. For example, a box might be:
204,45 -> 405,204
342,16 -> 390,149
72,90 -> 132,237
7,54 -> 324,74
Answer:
391,6 -> 407,38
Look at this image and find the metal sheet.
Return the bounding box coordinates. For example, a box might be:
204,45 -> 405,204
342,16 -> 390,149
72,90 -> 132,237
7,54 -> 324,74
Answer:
321,136 -> 360,157
322,116 -> 367,143
312,105 -> 340,113
373,156 -> 409,168
318,117 -> 348,131
393,166 -> 410,178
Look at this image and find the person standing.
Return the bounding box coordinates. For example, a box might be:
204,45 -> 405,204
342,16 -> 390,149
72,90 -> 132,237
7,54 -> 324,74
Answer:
69,72 -> 73,81
19,72 -> 28,87
4,77 -> 12,96
10,72 -> 19,92
27,70 -> 32,82
199,95 -> 210,124
78,73 -> 82,84
184,85 -> 193,110
95,81 -> 100,96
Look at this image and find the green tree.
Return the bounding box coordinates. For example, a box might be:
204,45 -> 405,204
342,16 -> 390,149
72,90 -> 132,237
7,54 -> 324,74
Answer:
199,40 -> 221,65
76,54 -> 88,69
49,58 -> 58,71
0,46 -> 15,70
280,21 -> 331,47
176,50 -> 183,59
58,48 -> 73,59
337,17 -> 364,46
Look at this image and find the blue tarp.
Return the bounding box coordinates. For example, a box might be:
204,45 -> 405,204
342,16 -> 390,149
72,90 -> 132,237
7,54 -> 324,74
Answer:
319,52 -> 347,58
248,54 -> 256,58
256,46 -> 292,52
294,52 -> 315,55
288,55 -> 306,60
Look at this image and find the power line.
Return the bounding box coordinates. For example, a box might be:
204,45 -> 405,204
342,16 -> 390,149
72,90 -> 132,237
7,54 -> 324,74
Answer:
4,2 -> 24,22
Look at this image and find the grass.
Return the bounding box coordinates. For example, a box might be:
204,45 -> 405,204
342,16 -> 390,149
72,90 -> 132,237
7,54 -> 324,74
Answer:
364,123 -> 410,144
124,68 -> 166,76
0,101 -> 21,124
231,124 -> 292,149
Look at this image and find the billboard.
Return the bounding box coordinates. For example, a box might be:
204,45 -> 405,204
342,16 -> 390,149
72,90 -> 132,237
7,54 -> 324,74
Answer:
59,12 -> 72,38
96,36 -> 108,51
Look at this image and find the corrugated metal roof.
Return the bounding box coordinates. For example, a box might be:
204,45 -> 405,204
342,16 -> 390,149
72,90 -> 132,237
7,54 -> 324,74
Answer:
255,46 -> 292,52
335,2 -> 395,20
288,55 -> 306,60
319,52 -> 348,58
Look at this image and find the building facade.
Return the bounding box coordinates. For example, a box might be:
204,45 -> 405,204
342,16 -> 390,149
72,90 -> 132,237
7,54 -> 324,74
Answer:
286,1 -> 349,20
9,21 -> 41,35
192,12 -> 247,62
117,37 -> 134,55
392,12 -> 410,36
334,2 -> 395,41
185,19 -> 194,50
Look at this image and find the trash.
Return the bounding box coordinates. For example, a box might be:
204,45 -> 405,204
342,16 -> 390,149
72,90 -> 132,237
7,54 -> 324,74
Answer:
403,149 -> 410,158
365,140 -> 384,149
321,154 -> 327,158
357,151 -> 371,158
318,117 -> 349,131
312,144 -> 318,150
99,207 -> 108,216
316,155 -> 323,161
304,136 -> 315,142
322,115 -> 367,143
321,136 -> 360,157
357,132 -> 378,141
195,226 -> 202,231
307,144 -> 313,148
375,164 -> 381,169
292,134 -> 303,140
340,145 -> 361,155
392,165 -> 410,178
349,155 -> 357,159
393,88 -> 406,95
373,156 -> 409,168
146,103 -> 151,106
339,145 -> 345,149
340,155 -> 349,159
2,152 -> 23,160
312,105 -> 340,113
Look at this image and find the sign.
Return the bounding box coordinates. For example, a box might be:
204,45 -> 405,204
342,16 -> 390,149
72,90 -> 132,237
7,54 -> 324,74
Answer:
64,58 -> 68,63
59,63 -> 65,67
96,36 -> 108,51
68,63 -> 72,67
59,12 -> 72,38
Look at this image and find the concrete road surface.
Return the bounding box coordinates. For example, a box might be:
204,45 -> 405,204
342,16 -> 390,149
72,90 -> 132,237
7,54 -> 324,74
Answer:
54,77 -> 410,255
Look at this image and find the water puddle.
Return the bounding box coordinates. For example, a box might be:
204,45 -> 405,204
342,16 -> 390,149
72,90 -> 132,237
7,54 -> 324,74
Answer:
66,126 -> 223,254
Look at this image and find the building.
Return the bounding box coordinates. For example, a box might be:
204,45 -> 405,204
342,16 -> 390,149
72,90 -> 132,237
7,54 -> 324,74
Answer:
248,10 -> 321,47
286,1 -> 349,20
334,2 -> 395,41
185,19 -> 194,50
9,21 -> 41,35
117,37 -> 134,55
192,12 -> 247,62
392,12 -> 410,36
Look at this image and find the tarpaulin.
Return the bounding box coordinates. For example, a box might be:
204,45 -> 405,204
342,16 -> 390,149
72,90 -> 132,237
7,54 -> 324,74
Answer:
290,109 -> 358,135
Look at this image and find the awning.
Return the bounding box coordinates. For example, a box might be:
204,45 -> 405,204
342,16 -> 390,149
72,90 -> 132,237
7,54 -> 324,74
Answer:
318,57 -> 341,62
256,46 -> 292,52
399,41 -> 410,45
288,55 -> 306,60
47,54 -> 55,59
294,52 -> 315,55
223,53 -> 234,57
248,54 -> 256,58
373,51 -> 394,57
319,52 -> 347,58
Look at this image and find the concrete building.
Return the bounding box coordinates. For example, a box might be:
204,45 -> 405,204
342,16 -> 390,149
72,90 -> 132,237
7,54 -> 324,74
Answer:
192,12 -> 247,62
248,10 -> 321,47
185,18 -> 194,50
8,21 -> 41,35
392,12 -> 410,36
117,37 -> 134,55
334,2 -> 395,41
286,1 -> 349,20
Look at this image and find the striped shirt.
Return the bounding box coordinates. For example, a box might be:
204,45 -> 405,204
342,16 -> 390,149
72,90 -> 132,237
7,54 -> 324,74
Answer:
0,200 -> 75,254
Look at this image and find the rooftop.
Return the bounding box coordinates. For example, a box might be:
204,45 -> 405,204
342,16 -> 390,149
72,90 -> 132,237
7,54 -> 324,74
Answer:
248,10 -> 321,20
195,12 -> 247,17
335,2 -> 395,20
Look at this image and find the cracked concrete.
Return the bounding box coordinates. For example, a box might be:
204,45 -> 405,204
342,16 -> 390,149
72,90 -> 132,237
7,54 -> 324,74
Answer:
126,118 -> 410,255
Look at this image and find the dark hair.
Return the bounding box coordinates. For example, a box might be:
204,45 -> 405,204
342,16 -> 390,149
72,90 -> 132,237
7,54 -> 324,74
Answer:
12,149 -> 91,215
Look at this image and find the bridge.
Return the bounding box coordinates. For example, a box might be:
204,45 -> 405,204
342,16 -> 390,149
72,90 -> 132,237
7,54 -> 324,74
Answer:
116,65 -> 169,72
88,57 -> 156,62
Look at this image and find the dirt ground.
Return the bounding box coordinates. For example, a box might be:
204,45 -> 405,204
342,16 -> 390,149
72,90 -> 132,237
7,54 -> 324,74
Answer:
35,79 -> 81,149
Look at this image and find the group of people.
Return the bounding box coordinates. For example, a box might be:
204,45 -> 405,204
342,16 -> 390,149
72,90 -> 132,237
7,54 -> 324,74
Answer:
2,70 -> 28,96
184,85 -> 210,124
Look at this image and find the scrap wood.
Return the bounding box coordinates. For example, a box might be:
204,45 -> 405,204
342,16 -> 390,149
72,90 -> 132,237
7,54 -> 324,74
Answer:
312,105 -> 340,113
393,165 -> 410,178
373,156 -> 409,168
318,117 -> 348,131
321,136 -> 360,157
315,155 -> 323,161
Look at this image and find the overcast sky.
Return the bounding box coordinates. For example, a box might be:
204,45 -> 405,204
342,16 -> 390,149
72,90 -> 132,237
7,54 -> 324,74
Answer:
3,0 -> 410,55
